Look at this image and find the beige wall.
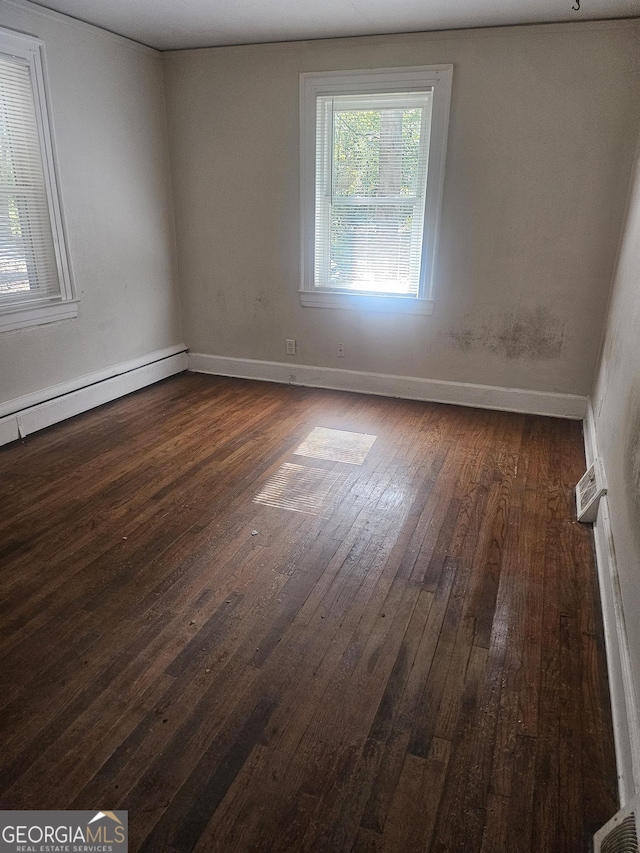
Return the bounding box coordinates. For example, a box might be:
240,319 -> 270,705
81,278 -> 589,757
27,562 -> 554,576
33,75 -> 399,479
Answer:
163,20 -> 640,395
592,141 -> 640,786
0,0 -> 182,405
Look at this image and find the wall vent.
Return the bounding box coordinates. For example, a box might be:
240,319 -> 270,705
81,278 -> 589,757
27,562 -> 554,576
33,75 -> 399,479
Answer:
576,456 -> 607,523
594,796 -> 640,853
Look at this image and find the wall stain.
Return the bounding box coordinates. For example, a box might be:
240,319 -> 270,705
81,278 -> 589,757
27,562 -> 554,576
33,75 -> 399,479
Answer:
251,290 -> 272,319
447,306 -> 565,361
448,327 -> 475,354
624,381 -> 640,553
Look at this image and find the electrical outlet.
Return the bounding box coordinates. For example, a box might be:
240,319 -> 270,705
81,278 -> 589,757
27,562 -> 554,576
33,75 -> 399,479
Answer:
337,342 -> 345,358
285,339 -> 296,356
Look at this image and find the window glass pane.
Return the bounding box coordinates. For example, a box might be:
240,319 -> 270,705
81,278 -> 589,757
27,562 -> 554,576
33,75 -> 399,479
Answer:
327,202 -> 419,294
0,53 -> 60,302
333,107 -> 423,199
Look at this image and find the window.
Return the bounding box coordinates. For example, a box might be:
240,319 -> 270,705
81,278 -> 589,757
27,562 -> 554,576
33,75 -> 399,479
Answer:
300,66 -> 452,314
0,27 -> 75,332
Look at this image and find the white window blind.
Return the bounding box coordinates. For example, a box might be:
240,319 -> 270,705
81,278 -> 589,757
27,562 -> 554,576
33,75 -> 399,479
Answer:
314,92 -> 432,297
0,53 -> 60,303
0,28 -> 75,332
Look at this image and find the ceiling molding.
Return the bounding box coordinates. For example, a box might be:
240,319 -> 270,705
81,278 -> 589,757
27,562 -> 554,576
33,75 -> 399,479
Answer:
1,0 -> 159,53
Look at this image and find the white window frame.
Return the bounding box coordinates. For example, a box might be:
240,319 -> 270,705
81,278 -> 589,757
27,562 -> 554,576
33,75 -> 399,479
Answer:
300,66 -> 452,315
0,27 -> 76,332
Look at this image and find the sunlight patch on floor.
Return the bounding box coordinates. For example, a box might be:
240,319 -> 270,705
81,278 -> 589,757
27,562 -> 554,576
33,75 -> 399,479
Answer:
253,462 -> 348,514
293,426 -> 377,465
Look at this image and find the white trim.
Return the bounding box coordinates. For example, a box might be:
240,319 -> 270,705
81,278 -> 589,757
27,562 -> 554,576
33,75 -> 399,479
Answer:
0,298 -> 78,332
187,353 -> 588,418
299,65 -> 452,309
0,342 -> 186,417
0,416 -> 19,446
0,344 -> 187,446
299,291 -> 434,314
583,396 -> 599,469
584,399 -> 640,805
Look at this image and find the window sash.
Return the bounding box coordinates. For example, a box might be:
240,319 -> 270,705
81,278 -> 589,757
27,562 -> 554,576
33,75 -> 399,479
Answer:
0,28 -> 74,329
314,91 -> 432,298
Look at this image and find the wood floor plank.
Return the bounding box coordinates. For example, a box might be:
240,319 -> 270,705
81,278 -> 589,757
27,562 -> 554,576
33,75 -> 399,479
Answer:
379,737 -> 451,851
479,793 -> 510,853
0,375 -> 617,851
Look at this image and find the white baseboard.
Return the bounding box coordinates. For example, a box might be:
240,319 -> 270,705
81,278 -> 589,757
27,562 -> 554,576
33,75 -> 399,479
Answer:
0,416 -> 19,446
187,353 -> 588,419
0,344 -> 188,447
585,399 -> 640,805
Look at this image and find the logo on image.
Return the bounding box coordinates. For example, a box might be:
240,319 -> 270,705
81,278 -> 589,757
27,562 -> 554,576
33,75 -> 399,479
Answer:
0,810 -> 128,853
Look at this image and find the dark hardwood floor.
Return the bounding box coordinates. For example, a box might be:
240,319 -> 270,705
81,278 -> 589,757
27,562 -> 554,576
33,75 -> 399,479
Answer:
0,373 -> 617,851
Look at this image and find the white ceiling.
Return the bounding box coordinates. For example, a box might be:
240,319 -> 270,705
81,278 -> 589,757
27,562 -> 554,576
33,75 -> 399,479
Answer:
28,0 -> 640,50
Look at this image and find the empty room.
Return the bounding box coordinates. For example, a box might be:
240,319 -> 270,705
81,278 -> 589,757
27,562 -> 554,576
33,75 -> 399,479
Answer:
0,0 -> 639,849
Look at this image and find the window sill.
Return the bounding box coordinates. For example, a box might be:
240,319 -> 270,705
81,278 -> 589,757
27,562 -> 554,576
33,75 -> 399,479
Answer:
0,299 -> 79,332
299,290 -> 434,315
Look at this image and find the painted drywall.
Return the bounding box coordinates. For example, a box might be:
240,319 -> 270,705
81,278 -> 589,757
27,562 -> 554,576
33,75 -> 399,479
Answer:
163,20 -> 640,396
592,141 -> 640,791
0,0 -> 182,406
